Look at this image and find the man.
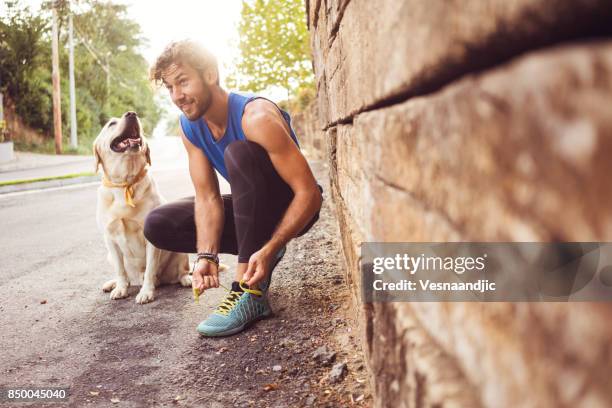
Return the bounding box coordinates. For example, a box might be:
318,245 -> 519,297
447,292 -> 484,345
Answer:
144,40 -> 323,337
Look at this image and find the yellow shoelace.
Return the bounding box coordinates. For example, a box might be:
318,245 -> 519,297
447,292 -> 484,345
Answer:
193,281 -> 263,315
215,290 -> 243,316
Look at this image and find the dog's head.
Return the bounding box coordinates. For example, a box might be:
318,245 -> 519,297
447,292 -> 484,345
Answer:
93,111 -> 151,176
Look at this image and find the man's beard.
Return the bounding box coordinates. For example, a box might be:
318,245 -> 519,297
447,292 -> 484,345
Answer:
184,83 -> 213,120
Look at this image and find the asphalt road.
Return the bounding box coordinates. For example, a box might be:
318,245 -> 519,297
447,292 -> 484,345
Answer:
0,138 -> 239,406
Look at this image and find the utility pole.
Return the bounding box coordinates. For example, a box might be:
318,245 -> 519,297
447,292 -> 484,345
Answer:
0,90 -> 5,142
105,52 -> 110,115
68,3 -> 77,149
51,1 -> 63,154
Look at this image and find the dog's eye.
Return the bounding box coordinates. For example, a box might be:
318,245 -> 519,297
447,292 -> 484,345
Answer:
108,121 -> 117,128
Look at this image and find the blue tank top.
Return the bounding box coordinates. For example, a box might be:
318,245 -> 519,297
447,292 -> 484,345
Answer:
179,91 -> 301,181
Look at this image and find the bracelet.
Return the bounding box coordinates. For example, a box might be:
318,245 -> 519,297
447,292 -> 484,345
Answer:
191,256 -> 219,274
196,252 -> 219,265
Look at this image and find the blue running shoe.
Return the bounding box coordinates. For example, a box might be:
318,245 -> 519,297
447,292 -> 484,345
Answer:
197,281 -> 272,337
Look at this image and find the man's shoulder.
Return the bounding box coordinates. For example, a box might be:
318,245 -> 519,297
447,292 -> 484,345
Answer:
231,90 -> 277,113
242,97 -> 281,121
177,114 -> 193,138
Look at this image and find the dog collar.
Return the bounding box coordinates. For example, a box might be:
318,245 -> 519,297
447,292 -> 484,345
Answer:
102,166 -> 149,208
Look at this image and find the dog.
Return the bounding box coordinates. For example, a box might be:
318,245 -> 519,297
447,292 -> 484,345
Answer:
93,111 -> 192,304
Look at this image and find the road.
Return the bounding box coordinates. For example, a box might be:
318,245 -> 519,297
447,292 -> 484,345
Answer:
0,137 -> 371,407
0,137 -> 234,406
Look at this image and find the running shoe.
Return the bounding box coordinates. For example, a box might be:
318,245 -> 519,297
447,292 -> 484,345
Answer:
196,281 -> 271,337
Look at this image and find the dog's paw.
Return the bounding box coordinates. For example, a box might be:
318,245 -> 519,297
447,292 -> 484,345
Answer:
179,274 -> 192,287
102,279 -> 117,292
110,284 -> 129,300
135,286 -> 155,304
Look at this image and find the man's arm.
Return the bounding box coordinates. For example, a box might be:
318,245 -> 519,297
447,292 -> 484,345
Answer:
242,99 -> 323,255
180,125 -> 224,289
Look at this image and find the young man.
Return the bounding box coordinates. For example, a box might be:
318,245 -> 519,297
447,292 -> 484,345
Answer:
144,40 -> 323,337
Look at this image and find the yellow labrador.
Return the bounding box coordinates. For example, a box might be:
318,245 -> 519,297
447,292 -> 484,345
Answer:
93,111 -> 192,304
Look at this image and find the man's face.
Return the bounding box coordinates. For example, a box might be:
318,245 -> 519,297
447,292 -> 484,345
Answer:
161,63 -> 212,120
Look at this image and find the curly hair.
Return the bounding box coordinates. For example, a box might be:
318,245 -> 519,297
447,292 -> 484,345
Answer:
149,40 -> 219,86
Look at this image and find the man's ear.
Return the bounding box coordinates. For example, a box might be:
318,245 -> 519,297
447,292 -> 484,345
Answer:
93,142 -> 102,173
204,67 -> 219,86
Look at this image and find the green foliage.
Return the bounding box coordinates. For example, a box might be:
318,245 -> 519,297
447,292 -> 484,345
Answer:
0,0 -> 160,154
226,0 -> 314,99
0,1 -> 52,131
68,1 -> 160,130
278,85 -> 315,114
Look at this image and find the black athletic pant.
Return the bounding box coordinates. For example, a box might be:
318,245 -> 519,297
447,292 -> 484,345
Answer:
143,140 -> 322,263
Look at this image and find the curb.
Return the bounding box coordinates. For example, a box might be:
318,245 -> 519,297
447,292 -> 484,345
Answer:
0,174 -> 101,195
0,158 -> 93,173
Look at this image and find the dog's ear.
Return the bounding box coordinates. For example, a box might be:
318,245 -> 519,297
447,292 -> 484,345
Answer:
93,141 -> 102,173
144,138 -> 152,166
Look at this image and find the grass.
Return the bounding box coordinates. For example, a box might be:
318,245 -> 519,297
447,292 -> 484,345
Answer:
0,171 -> 98,187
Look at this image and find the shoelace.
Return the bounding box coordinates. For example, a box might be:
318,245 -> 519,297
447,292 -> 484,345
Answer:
215,290 -> 243,316
193,280 -> 263,314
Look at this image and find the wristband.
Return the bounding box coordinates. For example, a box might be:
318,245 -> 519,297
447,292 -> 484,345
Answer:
191,257 -> 219,275
196,252 -> 219,265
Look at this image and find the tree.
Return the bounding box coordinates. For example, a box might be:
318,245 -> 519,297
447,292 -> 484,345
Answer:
0,1 -> 52,131
0,0 -> 160,153
226,0 -> 314,100
67,0 -> 160,136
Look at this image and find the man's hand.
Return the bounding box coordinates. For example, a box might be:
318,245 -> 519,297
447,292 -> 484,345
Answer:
243,246 -> 275,288
192,260 -> 219,292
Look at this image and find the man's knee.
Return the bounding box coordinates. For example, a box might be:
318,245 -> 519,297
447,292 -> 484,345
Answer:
223,140 -> 267,170
143,208 -> 167,248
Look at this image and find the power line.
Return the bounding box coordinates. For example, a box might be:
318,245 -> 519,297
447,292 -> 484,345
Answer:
71,22 -> 134,91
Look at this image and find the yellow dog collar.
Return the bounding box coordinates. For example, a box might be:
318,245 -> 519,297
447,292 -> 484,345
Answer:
102,166 -> 148,208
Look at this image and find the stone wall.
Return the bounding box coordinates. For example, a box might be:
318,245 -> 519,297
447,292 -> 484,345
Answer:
291,101 -> 326,161
306,0 -> 612,406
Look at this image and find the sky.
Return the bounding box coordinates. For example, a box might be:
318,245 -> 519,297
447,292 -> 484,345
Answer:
123,0 -> 248,133
15,0 -> 243,74
123,0 -> 286,101
124,0 -> 243,80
